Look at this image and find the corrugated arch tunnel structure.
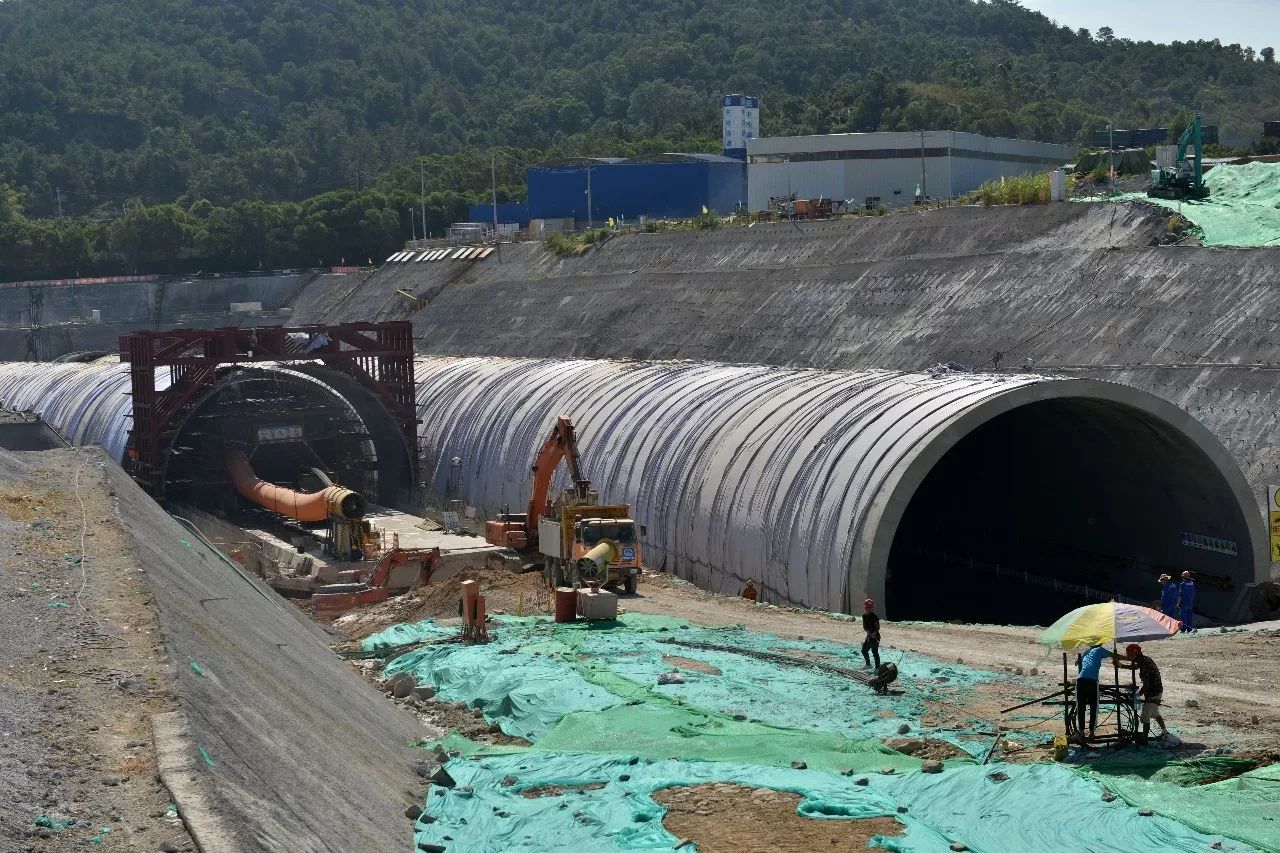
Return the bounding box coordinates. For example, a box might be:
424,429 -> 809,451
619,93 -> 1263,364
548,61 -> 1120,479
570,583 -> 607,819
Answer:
0,358 -> 414,511
415,357 -> 1266,623
0,353 -> 1266,623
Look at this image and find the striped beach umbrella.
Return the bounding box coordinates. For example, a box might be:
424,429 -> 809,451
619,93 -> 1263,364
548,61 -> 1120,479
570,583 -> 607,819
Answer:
1038,602 -> 1181,650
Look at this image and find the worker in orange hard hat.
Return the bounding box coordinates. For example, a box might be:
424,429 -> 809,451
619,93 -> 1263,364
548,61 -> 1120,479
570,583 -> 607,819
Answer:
861,598 -> 881,669
1120,643 -> 1167,742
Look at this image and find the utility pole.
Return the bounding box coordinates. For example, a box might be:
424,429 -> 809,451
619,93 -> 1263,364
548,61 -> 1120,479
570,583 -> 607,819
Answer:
419,160 -> 427,242
491,151 -> 502,263
490,152 -> 499,236
920,130 -> 928,204
54,188 -> 63,217
1108,123 -> 1115,196
408,207 -> 415,244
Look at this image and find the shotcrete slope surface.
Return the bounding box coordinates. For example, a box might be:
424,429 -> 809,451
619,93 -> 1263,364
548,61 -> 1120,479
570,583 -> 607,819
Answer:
299,202 -> 1280,509
58,451 -> 420,851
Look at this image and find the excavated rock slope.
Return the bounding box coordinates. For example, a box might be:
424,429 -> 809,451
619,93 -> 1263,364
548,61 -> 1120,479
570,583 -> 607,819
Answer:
0,448 -> 422,852
299,202 -> 1280,512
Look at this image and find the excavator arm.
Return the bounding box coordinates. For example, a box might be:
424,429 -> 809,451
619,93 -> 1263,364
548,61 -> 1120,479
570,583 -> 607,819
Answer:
526,415 -> 592,538
484,415 -> 596,551
1174,114 -> 1203,189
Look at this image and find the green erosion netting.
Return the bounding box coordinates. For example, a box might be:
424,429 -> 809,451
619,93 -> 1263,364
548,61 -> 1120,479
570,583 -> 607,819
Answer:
1107,162 -> 1280,247
1076,149 -> 1152,176
413,750 -> 1254,853
373,614 -> 1265,852
370,614 -> 999,756
1084,759 -> 1280,853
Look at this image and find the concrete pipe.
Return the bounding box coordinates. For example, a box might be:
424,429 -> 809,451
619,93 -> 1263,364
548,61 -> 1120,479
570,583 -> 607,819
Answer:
226,450 -> 366,522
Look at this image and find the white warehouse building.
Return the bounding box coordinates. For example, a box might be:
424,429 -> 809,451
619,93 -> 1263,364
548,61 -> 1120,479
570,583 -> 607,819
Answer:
746,131 -> 1075,211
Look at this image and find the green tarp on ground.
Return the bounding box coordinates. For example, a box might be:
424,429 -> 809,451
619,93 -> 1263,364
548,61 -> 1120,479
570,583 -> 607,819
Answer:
414,750 -> 1254,852
1112,162 -> 1280,246
372,615 -> 1268,852
371,614 -> 998,756
1085,759 -> 1280,853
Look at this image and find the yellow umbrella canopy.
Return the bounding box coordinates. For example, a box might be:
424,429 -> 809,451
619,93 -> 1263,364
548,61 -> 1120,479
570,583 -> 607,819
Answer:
1038,601 -> 1181,650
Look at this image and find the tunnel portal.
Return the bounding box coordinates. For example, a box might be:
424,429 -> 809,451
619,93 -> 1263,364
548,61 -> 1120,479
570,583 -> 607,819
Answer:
884,396 -> 1256,625
161,366 -> 413,515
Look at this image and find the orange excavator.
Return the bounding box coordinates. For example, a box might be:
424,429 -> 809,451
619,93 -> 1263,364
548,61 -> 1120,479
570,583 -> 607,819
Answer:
485,416 -> 642,593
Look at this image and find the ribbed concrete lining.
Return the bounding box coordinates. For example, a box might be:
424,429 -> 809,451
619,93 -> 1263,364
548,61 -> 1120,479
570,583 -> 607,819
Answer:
0,359 -> 406,501
0,355 -> 1262,618
414,356 -> 1264,617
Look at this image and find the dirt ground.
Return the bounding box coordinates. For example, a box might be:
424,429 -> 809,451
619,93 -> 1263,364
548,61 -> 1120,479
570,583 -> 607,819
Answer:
624,572 -> 1280,757
332,566 -> 1280,759
0,450 -> 193,852
329,565 -> 548,638
652,783 -> 902,852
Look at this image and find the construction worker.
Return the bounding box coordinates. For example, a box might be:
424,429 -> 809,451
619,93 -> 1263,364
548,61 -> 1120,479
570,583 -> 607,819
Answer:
1075,643 -> 1111,742
1158,573 -> 1179,619
861,598 -> 881,669
1178,570 -> 1197,632
1120,644 -> 1167,741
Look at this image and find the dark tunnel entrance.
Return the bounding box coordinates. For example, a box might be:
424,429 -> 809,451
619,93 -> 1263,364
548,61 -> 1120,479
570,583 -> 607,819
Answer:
885,397 -> 1255,625
160,366 -> 413,517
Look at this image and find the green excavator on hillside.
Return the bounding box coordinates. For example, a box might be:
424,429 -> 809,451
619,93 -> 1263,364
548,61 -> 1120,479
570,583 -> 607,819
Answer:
1147,114 -> 1210,201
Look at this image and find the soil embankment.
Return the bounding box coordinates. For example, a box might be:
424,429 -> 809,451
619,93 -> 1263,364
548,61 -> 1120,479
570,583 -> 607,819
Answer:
0,448 -> 426,852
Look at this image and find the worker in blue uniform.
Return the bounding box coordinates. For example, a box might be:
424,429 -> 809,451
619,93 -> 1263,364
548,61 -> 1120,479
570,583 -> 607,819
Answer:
1075,643 -> 1112,741
1158,573 -> 1179,619
1178,571 -> 1196,632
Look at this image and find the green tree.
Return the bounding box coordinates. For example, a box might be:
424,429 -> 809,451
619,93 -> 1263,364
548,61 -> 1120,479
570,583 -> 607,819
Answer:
109,204 -> 194,271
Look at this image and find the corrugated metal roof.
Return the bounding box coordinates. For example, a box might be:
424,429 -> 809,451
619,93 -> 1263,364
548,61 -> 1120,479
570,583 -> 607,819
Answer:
413,356 -> 1045,612
624,152 -> 743,165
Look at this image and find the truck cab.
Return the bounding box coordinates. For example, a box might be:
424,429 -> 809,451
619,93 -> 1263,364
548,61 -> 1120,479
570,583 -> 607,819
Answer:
574,517 -> 641,592
538,503 -> 642,592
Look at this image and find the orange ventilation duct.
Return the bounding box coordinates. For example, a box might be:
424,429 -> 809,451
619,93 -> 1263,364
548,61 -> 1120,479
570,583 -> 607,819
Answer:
226,449 -> 367,522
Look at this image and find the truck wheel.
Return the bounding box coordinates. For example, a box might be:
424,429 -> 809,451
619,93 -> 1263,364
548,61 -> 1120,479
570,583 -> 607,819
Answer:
624,575 -> 637,595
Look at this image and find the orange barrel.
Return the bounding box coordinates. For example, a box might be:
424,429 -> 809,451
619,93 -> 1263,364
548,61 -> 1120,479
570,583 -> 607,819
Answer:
554,587 -> 578,623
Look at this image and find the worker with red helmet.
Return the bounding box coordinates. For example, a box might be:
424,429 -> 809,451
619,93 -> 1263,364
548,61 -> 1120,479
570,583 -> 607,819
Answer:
1178,570 -> 1197,632
861,598 -> 881,669
1120,643 -> 1167,741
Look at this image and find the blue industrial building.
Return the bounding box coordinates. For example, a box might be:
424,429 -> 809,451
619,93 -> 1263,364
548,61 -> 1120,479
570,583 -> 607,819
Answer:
527,153 -> 747,224
466,202 -> 530,228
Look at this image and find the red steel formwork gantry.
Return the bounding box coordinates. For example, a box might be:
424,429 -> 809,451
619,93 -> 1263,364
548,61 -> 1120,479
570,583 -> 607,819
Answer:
119,322 -> 418,496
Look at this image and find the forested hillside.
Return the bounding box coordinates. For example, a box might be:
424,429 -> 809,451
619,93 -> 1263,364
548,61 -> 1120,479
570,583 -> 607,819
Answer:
2,0 -> 1280,278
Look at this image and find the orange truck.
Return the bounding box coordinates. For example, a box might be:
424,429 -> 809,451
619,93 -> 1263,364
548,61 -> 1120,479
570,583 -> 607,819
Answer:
485,416 -> 642,593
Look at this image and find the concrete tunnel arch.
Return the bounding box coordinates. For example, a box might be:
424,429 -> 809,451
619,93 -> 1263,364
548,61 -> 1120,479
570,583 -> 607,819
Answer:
860,378 -> 1266,624
411,357 -> 1266,625
0,359 -> 414,510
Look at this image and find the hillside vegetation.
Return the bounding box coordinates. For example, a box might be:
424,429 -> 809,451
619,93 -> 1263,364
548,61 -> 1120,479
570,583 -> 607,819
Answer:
3,0 -> 1280,278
